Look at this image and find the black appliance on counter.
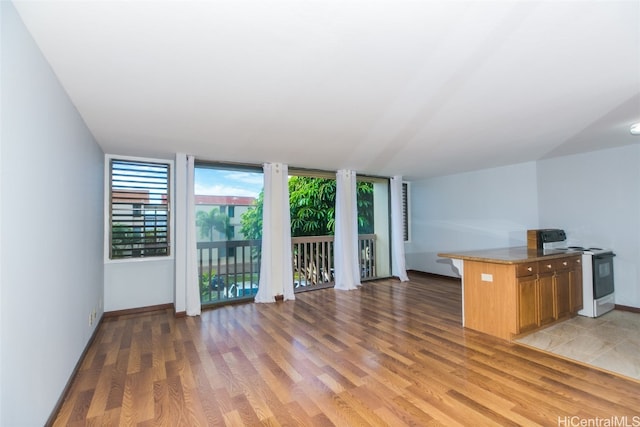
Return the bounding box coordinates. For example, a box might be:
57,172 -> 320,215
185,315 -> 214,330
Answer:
527,228 -> 567,252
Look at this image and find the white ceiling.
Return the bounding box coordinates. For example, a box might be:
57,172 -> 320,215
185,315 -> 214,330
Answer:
13,0 -> 640,180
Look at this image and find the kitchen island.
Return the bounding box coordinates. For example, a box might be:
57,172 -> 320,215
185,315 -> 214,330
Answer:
439,247 -> 583,341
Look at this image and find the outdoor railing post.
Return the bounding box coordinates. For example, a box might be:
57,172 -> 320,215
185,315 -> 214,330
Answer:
197,235 -> 376,303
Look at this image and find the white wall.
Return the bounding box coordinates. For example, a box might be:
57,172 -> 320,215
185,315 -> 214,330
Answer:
104,259 -> 175,311
0,3 -> 104,426
537,145 -> 640,308
103,154 -> 175,312
406,147 -> 640,310
405,161 -> 539,276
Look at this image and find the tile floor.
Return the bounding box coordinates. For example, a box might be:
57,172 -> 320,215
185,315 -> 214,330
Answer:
515,310 -> 640,381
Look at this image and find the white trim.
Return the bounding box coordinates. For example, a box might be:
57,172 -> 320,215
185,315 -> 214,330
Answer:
104,153 -> 175,264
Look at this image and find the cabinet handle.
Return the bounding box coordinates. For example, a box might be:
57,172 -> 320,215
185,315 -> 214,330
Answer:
577,260 -> 581,264
547,264 -> 552,269
527,267 -> 532,272
563,261 -> 568,266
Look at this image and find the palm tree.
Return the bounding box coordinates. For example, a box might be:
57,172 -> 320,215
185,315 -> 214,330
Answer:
197,208 -> 236,294
196,208 -> 229,241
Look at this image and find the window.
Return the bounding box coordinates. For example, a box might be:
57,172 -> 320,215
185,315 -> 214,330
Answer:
110,159 -> 170,259
402,181 -> 411,242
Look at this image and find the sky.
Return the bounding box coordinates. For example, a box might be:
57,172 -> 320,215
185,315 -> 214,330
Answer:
194,167 -> 263,198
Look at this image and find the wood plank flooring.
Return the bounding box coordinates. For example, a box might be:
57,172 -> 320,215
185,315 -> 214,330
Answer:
52,274 -> 640,426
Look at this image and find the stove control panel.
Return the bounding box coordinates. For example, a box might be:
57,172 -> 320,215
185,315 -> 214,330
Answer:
527,229 -> 566,250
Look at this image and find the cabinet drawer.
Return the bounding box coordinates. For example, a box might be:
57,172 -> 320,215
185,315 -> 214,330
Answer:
516,262 -> 537,277
538,260 -> 555,274
554,258 -> 572,271
569,255 -> 582,268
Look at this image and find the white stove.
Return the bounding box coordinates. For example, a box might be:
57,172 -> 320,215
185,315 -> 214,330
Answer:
554,246 -> 616,317
529,229 -> 616,318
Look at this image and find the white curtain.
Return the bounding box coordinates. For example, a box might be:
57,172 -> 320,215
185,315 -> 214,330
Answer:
185,155 -> 201,315
334,169 -> 361,291
390,176 -> 409,282
254,163 -> 295,303
175,153 -> 201,316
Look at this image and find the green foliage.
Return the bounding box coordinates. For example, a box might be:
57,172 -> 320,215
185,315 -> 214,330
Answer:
240,176 -> 375,239
111,224 -> 169,258
355,181 -> 374,234
196,208 -> 232,241
289,176 -> 336,236
111,224 -> 137,258
200,270 -> 216,296
239,191 -> 263,240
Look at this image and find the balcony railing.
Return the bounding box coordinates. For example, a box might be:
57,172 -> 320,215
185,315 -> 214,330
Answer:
291,234 -> 377,291
197,240 -> 261,305
197,234 -> 377,305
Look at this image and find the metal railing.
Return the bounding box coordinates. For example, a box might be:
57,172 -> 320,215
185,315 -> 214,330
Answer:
197,240 -> 261,305
197,234 -> 377,304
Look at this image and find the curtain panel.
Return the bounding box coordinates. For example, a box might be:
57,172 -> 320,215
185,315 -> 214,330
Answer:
175,153 -> 201,316
254,163 -> 295,303
185,155 -> 201,314
390,176 -> 409,282
334,169 -> 361,291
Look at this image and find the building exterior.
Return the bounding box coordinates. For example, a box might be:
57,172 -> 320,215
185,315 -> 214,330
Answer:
194,195 -> 256,243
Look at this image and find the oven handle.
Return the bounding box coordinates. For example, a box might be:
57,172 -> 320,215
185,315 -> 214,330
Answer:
594,253 -> 616,260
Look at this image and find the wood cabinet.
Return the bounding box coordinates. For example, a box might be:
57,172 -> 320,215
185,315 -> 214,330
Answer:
515,257 -> 578,334
464,254 -> 583,340
554,259 -> 572,319
538,261 -> 556,326
569,256 -> 583,313
516,269 -> 538,333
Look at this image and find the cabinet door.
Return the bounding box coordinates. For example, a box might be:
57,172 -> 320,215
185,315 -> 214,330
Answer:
517,275 -> 538,333
538,268 -> 555,326
570,257 -> 583,313
555,269 -> 571,319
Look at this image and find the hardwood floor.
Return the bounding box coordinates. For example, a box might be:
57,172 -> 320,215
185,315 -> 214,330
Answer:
52,274 -> 640,426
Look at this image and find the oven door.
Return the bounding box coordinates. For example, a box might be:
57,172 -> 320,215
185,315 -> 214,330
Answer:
593,253 -> 615,299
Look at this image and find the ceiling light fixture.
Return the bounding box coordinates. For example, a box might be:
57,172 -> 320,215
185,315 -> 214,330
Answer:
631,122 -> 640,135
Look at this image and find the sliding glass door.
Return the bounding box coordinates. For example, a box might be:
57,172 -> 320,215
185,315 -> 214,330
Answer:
194,162 -> 391,306
194,163 -> 263,306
